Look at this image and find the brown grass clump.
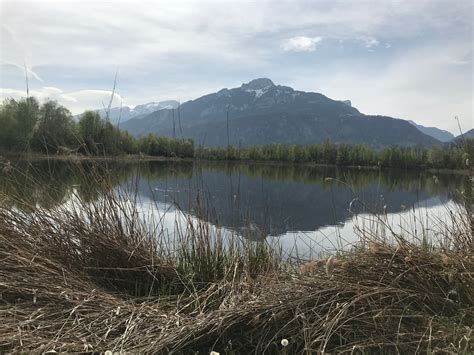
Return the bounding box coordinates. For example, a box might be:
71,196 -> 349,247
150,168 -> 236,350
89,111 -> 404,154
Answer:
0,165 -> 472,353
1,206 -> 472,353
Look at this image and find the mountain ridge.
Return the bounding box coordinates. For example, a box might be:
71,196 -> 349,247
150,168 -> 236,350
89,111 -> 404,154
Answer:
408,120 -> 454,142
119,78 -> 440,148
453,128 -> 474,141
74,100 -> 180,124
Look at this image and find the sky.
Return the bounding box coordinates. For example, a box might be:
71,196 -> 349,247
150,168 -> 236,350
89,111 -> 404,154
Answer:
0,0 -> 472,134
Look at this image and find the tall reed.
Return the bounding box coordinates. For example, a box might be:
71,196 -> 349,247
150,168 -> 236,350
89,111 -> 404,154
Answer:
0,158 -> 472,353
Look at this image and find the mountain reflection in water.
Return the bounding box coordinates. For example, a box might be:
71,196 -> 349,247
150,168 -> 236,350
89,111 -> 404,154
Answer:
1,160 -> 466,242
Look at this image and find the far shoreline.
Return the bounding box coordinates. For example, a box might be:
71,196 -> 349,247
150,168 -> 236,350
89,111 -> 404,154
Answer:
1,152 -> 470,176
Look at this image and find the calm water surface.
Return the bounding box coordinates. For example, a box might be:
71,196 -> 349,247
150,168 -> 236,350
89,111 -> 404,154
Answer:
1,160 -> 468,256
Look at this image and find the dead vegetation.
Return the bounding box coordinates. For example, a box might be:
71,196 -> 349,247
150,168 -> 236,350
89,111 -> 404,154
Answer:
0,163 -> 472,354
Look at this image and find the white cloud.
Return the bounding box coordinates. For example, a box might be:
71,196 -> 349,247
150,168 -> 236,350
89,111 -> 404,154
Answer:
0,0 -> 471,131
358,36 -> 380,49
281,36 -> 323,52
0,87 -> 123,114
2,62 -> 44,83
287,41 -> 472,133
1,0 -> 471,69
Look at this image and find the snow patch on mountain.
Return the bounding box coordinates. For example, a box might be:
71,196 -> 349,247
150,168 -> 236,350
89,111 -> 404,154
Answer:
74,100 -> 180,124
246,88 -> 266,98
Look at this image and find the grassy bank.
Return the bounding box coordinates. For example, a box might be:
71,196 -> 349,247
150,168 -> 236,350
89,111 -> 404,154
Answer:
0,164 -> 472,353
1,151 -> 471,177
0,151 -> 188,162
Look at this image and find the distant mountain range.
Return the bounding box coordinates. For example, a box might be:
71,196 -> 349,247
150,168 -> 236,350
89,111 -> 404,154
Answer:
453,128 -> 474,141
116,78 -> 441,148
74,100 -> 180,125
408,121 -> 454,142
75,78 -> 467,148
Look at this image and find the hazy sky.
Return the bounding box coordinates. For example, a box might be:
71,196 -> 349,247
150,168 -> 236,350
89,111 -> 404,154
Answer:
1,0 -> 472,133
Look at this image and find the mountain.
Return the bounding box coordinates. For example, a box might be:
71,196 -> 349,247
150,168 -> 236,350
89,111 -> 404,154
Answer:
408,120 -> 454,142
74,100 -> 180,125
121,78 -> 439,148
453,128 -> 474,141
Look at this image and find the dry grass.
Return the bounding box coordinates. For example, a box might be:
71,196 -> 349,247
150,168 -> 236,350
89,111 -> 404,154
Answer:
0,163 -> 472,354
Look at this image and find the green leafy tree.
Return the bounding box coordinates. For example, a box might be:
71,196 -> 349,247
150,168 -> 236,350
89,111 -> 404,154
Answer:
0,99 -> 17,149
0,97 -> 39,150
78,111 -> 104,154
33,100 -> 77,152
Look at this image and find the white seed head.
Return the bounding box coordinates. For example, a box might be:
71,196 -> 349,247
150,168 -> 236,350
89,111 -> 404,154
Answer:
105,351 -> 113,355
325,256 -> 335,277
281,338 -> 289,347
210,351 -> 220,355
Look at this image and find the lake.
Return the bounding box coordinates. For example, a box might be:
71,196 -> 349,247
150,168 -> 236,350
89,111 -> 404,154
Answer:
1,159 -> 468,257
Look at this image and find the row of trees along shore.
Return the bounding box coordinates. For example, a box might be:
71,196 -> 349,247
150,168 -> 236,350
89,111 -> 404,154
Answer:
196,140 -> 472,170
0,97 -> 471,170
0,97 -> 194,158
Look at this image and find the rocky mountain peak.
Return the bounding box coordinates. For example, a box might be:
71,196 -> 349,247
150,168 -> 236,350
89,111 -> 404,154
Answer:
241,78 -> 275,91
133,100 -> 180,112
121,79 -> 440,149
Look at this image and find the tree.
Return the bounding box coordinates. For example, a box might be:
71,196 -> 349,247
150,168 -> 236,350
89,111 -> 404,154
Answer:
0,97 -> 39,150
15,97 -> 40,148
33,100 -> 77,152
78,111 -> 104,154
322,139 -> 336,164
0,99 -> 17,149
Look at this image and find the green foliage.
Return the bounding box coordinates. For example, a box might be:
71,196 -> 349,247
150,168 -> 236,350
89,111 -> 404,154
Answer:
137,134 -> 194,158
0,100 -> 17,149
0,97 -> 39,150
33,100 -> 77,152
78,111 -> 105,154
0,96 -> 470,169
196,140 -> 471,170
0,97 -> 194,158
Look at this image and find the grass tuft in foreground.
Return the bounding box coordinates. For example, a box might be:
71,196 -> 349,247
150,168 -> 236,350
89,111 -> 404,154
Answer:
0,163 -> 472,353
